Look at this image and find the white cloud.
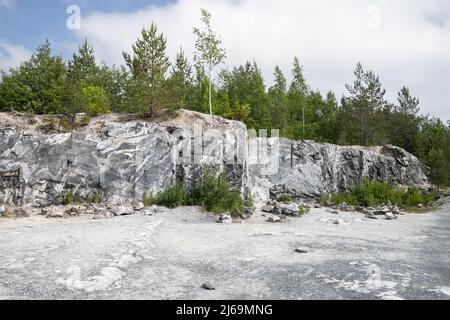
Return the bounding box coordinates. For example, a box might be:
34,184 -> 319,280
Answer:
74,0 -> 450,121
0,40 -> 32,70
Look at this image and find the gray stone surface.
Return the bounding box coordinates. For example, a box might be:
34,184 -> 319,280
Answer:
250,138 -> 430,201
0,110 -> 248,207
0,111 -> 430,208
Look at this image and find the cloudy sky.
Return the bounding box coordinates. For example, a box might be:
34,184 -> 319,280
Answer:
1,0 -> 449,121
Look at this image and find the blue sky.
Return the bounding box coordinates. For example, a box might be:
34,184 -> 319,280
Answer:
1,0 -> 450,121
0,0 -> 170,59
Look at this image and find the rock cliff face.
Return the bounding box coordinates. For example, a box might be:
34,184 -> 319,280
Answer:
0,111 -> 429,206
0,111 -> 247,206
249,138 -> 430,202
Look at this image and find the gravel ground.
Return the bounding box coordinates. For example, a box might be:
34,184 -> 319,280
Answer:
0,200 -> 449,300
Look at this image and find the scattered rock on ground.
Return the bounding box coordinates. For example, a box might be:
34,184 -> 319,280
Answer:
239,206 -> 255,219
365,212 -> 378,220
280,203 -> 300,216
47,211 -> 64,218
295,247 -> 310,254
112,206 -> 134,216
216,213 -> 232,224
14,208 -> 29,218
267,216 -> 281,223
133,202 -> 145,212
64,206 -> 87,217
385,212 -> 398,220
338,203 -> 353,212
201,283 -> 216,291
261,205 -> 274,213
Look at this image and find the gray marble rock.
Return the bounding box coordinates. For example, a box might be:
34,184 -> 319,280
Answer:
0,111 -> 430,209
250,138 -> 430,201
0,110 -> 248,207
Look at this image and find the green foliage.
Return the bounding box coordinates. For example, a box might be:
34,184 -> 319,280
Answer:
65,40 -> 101,114
298,205 -> 310,216
123,22 -> 173,117
81,86 -> 110,115
62,191 -> 75,205
193,8 -> 227,115
187,168 -> 243,214
151,167 -> 244,214
0,39 -> 66,114
329,179 -> 438,208
0,32 -> 448,188
279,194 -> 292,204
154,183 -> 186,209
243,194 -> 254,208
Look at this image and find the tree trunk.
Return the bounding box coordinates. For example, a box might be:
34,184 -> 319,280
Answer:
208,74 -> 212,115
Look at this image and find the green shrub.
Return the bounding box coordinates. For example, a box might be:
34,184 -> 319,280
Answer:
62,191 -> 75,205
330,179 -> 438,208
280,194 -> 292,204
243,194 -> 254,208
154,183 -> 186,208
153,166 -> 245,214
298,205 -> 310,216
187,168 -> 243,214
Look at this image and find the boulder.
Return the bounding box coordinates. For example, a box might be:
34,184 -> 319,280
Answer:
280,203 -> 300,216
261,205 -> 274,213
365,212 -> 378,220
385,212 -> 398,220
111,206 -> 134,217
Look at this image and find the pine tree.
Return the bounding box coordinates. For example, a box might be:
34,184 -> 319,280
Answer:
342,63 -> 387,145
388,87 -> 421,153
268,66 -> 288,132
168,48 -> 194,110
288,57 -> 310,138
65,39 -> 101,114
218,61 -> 269,129
397,86 -> 420,115
123,22 -> 171,116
